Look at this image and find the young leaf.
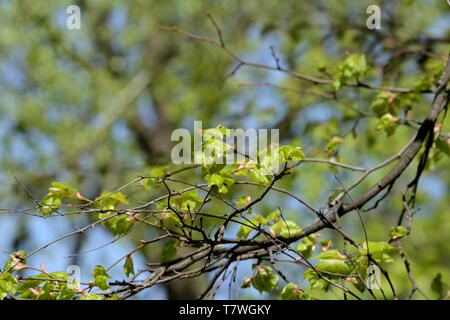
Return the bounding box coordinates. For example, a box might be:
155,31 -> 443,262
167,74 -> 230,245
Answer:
3,250 -> 28,272
0,272 -> 19,300
249,168 -> 271,185
171,189 -> 203,211
325,136 -> 343,156
96,191 -> 129,208
269,220 -> 302,238
359,241 -> 400,264
240,276 -> 252,289
389,226 -> 407,239
39,182 -> 79,216
204,169 -> 235,194
431,273 -> 447,299
39,193 -> 62,216
333,54 -> 368,91
376,113 -> 399,137
304,269 -> 330,291
92,265 -> 111,290
251,266 -> 279,293
123,255 -> 135,278
57,285 -> 76,300
237,195 -> 251,207
280,282 -> 312,300
141,166 -> 168,190
237,218 -> 261,239
370,91 -> 398,118
295,235 -> 316,259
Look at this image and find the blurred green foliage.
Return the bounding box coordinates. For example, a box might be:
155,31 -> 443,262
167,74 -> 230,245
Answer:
0,0 -> 449,299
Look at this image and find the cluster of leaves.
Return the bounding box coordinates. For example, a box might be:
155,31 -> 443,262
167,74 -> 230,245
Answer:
241,265 -> 312,300
241,265 -> 279,294
195,126 -> 304,187
1,250 -> 81,300
39,182 -> 138,237
21,117 -> 450,300
279,282 -> 312,300
304,241 -> 400,293
96,192 -> 135,236
39,182 -> 80,216
0,251 -> 126,300
236,209 -> 303,239
333,54 -> 367,91
295,234 -> 332,259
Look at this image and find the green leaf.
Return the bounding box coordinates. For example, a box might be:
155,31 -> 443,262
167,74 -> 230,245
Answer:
107,214 -> 135,236
57,285 -> 76,300
204,169 -> 235,194
249,168 -> 271,185
315,257 -> 352,275
237,195 -> 250,207
289,147 -> 305,161
198,134 -> 233,170
161,211 -> 182,228
359,241 -> 400,264
348,276 -> 366,293
39,193 -> 62,216
92,265 -> 111,290
17,277 -> 46,293
0,272 -> 19,300
94,275 -> 110,290
251,266 -> 279,293
36,281 -> 58,300
48,182 -> 77,198
269,220 -> 302,238
325,136 -> 343,155
280,282 -> 312,300
3,250 -> 27,272
237,218 -> 260,239
295,235 -> 316,259
240,276 -> 252,288
96,191 -> 129,208
311,250 -> 352,276
313,249 -> 342,260
353,54 -> 367,74
320,238 -> 332,249
49,271 -> 70,280
141,166 -> 168,190
370,91 -> 398,118
376,113 -> 399,137
39,182 -> 79,216
123,255 -> 135,278
431,273 -> 447,299
351,256 -> 369,280
171,189 -> 203,211
333,54 -> 368,91
389,226 -> 407,239
304,269 -> 329,291
278,145 -> 305,162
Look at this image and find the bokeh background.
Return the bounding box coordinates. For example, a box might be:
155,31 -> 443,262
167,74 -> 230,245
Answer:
0,0 -> 449,299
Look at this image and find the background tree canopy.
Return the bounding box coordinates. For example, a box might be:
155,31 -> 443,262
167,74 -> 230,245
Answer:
0,0 -> 449,300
